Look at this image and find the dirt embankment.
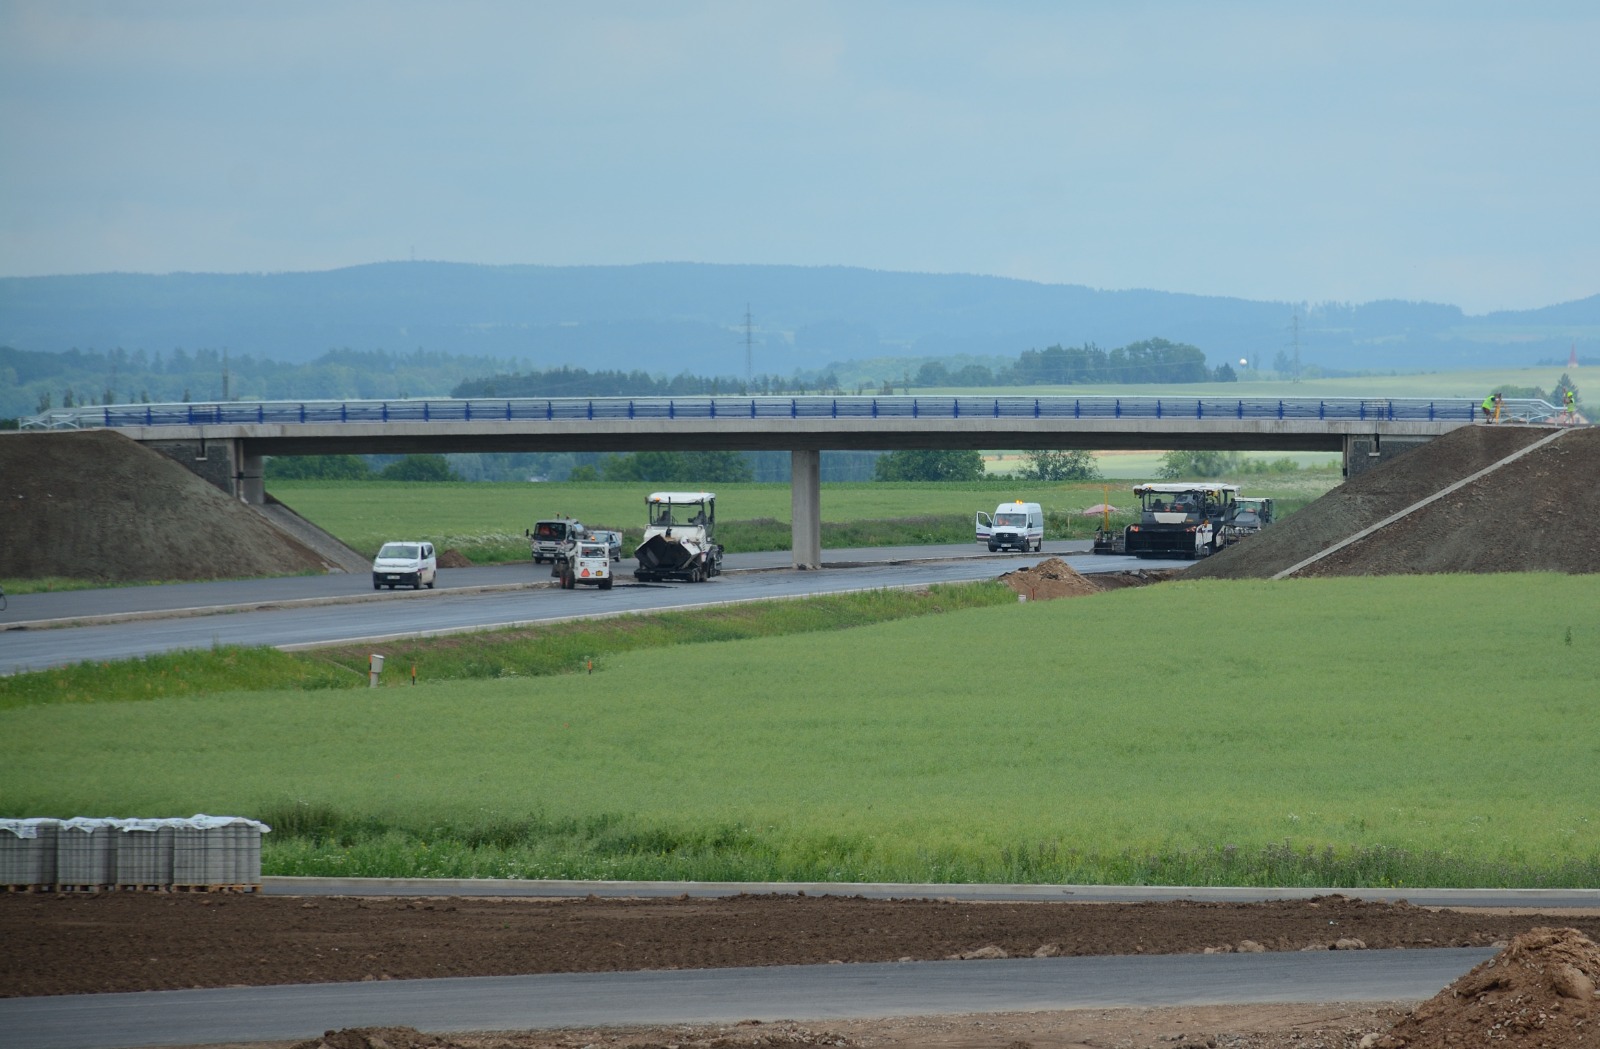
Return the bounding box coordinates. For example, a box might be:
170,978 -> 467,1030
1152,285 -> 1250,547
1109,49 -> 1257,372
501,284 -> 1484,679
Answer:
0,430 -> 335,582
1188,424 -> 1600,579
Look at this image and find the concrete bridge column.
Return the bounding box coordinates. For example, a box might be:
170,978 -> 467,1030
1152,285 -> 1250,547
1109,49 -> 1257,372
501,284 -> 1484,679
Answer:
1343,433 -> 1434,478
790,449 -> 822,570
236,444 -> 266,504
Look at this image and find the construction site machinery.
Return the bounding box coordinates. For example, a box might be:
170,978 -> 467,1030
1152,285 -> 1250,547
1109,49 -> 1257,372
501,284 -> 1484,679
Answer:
634,491 -> 723,583
554,537 -> 615,590
526,516 -> 585,564
1089,486 -> 1126,554
1123,482 -> 1239,559
1220,497 -> 1275,546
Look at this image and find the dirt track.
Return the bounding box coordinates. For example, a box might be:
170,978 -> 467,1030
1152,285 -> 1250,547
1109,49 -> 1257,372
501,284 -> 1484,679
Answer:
5,892 -> 1599,1048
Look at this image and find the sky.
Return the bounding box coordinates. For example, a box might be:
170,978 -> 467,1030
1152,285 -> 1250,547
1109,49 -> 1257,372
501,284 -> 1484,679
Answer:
1,1 -> 1596,314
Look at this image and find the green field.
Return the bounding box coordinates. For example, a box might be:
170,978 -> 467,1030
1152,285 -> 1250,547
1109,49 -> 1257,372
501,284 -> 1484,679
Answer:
6,574 -> 1597,887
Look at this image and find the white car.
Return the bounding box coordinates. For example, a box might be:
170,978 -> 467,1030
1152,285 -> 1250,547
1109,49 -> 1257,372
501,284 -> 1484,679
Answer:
372,541 -> 437,590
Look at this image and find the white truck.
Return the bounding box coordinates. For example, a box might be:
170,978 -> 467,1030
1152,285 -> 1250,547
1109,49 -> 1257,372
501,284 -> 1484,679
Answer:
634,491 -> 722,582
975,500 -> 1044,552
526,516 -> 585,564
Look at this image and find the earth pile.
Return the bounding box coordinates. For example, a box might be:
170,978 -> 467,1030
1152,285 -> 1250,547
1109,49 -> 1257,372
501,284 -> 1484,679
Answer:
1375,926 -> 1599,1048
0,430 -> 337,582
1188,425 -> 1600,579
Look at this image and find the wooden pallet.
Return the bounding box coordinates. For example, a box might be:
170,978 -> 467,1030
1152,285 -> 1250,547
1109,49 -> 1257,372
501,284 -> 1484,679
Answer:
169,883 -> 260,894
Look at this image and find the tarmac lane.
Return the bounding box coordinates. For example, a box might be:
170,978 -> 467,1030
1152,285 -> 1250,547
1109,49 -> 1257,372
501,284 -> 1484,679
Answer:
0,947 -> 1497,1049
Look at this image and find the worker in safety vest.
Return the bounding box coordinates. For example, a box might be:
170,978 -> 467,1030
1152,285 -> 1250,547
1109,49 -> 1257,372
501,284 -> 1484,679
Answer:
1565,388 -> 1577,413
1481,392 -> 1501,423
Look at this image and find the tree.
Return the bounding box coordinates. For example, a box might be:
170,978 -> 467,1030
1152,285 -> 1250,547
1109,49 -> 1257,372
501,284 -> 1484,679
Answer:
600,450 -> 753,483
265,454 -> 373,480
566,464 -> 600,482
873,449 -> 985,482
379,454 -> 460,482
1157,450 -> 1240,479
1213,362 -> 1237,383
1021,449 -> 1099,481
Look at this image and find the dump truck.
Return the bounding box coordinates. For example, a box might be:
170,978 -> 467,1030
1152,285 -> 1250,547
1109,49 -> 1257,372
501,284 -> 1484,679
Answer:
1220,497 -> 1274,546
1123,482 -> 1239,559
634,491 -> 723,582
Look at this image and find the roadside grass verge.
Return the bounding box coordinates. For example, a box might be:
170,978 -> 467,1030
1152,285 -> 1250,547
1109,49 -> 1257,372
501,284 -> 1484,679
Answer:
5,573 -> 1597,887
0,582 -> 1017,708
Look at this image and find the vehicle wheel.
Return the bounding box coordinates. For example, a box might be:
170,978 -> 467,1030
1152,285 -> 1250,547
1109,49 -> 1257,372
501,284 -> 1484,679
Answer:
373,582 -> 381,591
987,543 -> 998,552
600,577 -> 613,590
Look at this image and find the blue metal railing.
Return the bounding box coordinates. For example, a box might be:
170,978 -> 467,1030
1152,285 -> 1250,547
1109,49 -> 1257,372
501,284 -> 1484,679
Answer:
18,394 -> 1558,431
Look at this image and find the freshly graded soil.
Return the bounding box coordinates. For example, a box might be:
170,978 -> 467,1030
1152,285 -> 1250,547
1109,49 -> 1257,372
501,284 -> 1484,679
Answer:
4,892 -> 1600,1048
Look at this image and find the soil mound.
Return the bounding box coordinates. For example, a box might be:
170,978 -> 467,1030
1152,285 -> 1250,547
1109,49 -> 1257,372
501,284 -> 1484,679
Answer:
1188,425 -> 1600,579
0,430 -> 336,582
437,548 -> 474,568
1001,557 -> 1102,600
1376,927 -> 1599,1048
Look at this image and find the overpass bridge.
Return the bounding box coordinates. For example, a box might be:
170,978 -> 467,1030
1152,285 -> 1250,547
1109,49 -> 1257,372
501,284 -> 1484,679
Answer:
21,394 -> 1558,569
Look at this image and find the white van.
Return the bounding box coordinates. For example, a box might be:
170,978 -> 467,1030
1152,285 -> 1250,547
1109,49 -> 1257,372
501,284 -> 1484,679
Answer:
976,501 -> 1044,552
372,541 -> 437,590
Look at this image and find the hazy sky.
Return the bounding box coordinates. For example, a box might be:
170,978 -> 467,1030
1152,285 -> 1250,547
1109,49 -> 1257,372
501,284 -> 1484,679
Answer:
2,1 -> 1595,313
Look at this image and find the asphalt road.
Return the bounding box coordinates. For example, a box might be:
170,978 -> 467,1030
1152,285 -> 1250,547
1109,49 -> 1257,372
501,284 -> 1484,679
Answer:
0,541 -> 1143,674
0,948 -> 1497,1049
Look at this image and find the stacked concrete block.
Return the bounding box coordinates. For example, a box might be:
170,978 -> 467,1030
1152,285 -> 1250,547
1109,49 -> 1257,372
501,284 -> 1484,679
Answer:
0,818 -> 59,889
56,818 -> 118,889
1,815 -> 270,892
115,819 -> 177,889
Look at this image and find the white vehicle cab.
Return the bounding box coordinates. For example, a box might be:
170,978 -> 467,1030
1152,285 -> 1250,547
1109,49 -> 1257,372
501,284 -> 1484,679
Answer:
372,541 -> 437,590
527,516 -> 585,564
555,538 -> 614,589
975,500 -> 1044,552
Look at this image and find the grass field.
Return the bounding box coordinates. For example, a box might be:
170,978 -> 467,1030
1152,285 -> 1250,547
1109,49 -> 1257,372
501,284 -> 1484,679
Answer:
6,573 -> 1597,887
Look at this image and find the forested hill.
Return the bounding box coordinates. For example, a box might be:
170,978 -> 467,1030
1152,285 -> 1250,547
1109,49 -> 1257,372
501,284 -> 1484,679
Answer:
1,261 -> 1595,376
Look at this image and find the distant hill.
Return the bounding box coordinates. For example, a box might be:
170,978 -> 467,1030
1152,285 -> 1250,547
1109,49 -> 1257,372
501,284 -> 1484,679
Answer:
1,262 -> 1596,377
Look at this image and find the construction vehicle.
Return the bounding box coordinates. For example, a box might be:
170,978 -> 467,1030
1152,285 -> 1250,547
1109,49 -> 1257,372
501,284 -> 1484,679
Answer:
1220,497 -> 1274,546
1089,486 -> 1125,554
1123,482 -> 1239,559
553,536 -> 615,590
634,491 -> 723,583
526,516 -> 585,564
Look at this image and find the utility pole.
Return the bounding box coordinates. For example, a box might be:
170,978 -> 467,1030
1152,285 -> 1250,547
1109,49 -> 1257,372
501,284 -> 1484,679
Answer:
1291,310 -> 1302,384
743,305 -> 755,385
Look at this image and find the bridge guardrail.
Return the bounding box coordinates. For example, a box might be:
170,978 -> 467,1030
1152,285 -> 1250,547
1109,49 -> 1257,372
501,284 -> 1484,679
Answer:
17,395 -> 1559,431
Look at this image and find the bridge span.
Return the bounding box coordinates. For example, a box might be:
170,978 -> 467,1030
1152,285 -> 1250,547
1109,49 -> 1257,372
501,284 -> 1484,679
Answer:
22,394 -> 1555,569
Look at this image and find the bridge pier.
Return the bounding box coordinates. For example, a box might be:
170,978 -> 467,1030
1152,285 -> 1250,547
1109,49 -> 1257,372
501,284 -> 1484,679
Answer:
790,449 -> 822,570
1342,434 -> 1435,477
142,437 -> 265,503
